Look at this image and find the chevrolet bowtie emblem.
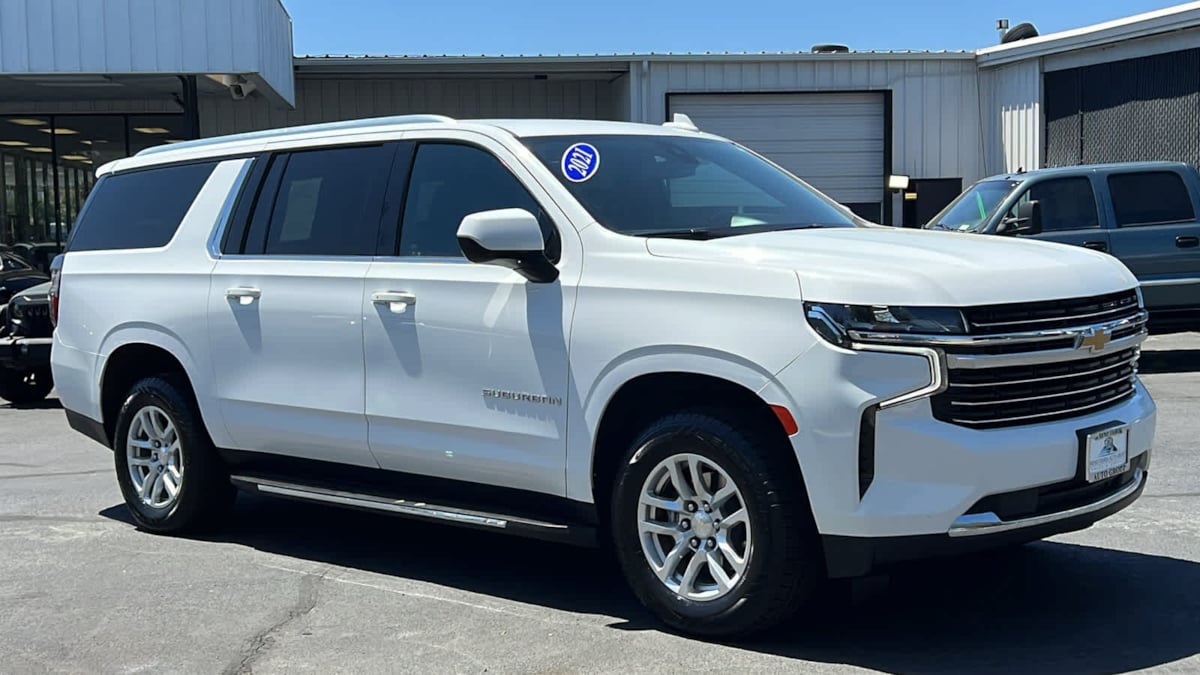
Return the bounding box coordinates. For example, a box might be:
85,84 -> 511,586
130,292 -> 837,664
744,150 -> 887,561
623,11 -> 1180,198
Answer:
1077,327 -> 1113,352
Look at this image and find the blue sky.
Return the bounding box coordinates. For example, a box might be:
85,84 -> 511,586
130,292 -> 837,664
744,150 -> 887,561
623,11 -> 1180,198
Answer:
284,0 -> 1187,56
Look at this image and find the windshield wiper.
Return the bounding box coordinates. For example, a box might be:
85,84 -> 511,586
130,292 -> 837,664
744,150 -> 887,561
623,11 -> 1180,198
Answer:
636,224 -> 834,240
633,228 -> 718,240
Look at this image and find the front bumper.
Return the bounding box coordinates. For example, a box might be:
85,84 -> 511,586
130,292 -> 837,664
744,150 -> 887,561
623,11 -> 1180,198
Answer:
0,336 -> 52,370
822,455 -> 1148,577
766,337 -> 1157,577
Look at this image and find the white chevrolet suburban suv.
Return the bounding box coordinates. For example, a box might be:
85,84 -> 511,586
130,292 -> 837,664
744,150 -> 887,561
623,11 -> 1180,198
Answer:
51,114 -> 1156,637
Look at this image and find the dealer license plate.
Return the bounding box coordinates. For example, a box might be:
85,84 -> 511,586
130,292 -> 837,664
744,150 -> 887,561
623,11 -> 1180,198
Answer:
1084,425 -> 1130,483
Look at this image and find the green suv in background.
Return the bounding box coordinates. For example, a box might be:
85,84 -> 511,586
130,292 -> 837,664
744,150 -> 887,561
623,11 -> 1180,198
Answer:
926,161 -> 1200,332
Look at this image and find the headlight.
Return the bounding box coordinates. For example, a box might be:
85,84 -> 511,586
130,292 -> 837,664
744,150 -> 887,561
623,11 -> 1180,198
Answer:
805,302 -> 966,347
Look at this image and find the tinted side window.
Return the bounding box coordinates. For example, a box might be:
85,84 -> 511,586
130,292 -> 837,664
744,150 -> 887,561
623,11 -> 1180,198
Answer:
399,143 -> 554,258
67,162 -> 217,252
262,145 -> 395,256
1011,177 -> 1098,231
1108,172 -> 1195,227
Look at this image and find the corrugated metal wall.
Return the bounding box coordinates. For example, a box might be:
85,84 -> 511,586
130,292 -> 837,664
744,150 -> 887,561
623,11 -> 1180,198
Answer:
0,0 -> 294,105
1045,48 -> 1200,168
978,60 -> 1041,176
640,57 -> 985,186
201,76 -> 622,136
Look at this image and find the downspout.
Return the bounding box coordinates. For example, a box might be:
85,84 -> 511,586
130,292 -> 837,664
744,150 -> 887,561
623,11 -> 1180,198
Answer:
641,59 -> 650,123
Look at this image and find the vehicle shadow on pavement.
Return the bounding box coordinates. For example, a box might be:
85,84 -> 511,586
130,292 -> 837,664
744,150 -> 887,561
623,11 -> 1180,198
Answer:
1138,348 -> 1200,374
756,542 -> 1200,673
100,495 -> 1200,672
2,398 -> 62,411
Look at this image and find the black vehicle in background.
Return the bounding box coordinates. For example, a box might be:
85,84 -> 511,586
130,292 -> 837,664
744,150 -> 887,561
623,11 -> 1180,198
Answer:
0,278 -> 53,404
0,252 -> 49,304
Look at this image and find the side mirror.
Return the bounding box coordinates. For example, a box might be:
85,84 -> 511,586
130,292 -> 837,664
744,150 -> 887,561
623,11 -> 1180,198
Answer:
456,208 -> 559,283
999,200 -> 1042,235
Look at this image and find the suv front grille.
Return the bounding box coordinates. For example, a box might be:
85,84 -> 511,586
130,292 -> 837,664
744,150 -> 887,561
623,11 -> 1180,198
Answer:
961,290 -> 1140,335
932,347 -> 1139,428
12,303 -> 53,338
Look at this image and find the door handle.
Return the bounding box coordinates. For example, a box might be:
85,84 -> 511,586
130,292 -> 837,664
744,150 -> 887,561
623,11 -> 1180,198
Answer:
1082,241 -> 1108,252
1177,236 -> 1199,248
225,287 -> 261,305
372,291 -> 416,313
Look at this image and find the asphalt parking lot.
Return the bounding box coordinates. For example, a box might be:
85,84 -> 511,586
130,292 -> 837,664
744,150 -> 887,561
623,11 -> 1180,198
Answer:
1,333 -> 1198,675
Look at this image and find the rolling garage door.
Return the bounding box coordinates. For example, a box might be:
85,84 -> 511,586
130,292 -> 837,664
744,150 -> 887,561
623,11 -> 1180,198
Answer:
668,92 -> 886,221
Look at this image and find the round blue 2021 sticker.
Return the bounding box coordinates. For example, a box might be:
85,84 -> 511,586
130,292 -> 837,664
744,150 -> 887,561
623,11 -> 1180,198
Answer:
561,142 -> 600,183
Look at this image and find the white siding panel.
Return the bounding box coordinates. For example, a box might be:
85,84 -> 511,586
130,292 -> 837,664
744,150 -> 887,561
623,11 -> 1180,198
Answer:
979,60 -> 1041,175
24,0 -> 53,71
669,92 -> 885,205
76,1 -> 105,72
50,0 -> 81,72
645,57 -> 985,204
0,0 -> 295,106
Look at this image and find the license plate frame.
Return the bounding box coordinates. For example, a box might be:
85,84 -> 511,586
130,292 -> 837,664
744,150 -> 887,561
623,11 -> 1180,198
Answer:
1077,422 -> 1131,483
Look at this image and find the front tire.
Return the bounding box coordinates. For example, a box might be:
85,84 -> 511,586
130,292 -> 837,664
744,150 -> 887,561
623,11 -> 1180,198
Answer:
113,375 -> 235,533
611,412 -> 823,638
0,366 -> 53,404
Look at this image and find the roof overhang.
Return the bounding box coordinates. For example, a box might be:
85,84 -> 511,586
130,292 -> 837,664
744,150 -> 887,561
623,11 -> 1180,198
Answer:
0,0 -> 296,106
977,1 -> 1200,68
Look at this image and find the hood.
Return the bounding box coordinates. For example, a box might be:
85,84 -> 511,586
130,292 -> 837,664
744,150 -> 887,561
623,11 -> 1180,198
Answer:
645,227 -> 1138,306
11,281 -> 50,303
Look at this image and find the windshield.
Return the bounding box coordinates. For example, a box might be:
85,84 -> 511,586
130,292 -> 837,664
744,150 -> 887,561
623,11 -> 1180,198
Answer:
522,134 -> 857,237
925,179 -> 1019,232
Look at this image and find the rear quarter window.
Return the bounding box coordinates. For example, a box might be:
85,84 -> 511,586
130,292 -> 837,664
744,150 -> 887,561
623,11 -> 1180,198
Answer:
67,161 -> 218,252
1107,171 -> 1196,227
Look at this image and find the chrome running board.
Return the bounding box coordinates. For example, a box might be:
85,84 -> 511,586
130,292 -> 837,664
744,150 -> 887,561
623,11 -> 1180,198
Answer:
230,475 -> 595,546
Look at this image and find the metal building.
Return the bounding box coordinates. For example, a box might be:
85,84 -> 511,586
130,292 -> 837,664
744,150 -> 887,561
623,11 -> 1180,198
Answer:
2,0 -> 1199,259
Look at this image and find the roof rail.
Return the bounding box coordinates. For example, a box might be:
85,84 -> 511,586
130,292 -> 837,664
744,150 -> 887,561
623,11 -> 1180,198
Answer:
138,114 -> 457,156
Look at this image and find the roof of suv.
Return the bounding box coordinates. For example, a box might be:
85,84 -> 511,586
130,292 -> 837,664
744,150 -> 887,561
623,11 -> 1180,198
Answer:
104,115 -> 716,176
984,161 -> 1197,183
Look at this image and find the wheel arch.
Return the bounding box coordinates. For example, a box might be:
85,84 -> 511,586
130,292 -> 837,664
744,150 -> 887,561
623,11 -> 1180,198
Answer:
572,349 -> 802,514
96,326 -> 215,447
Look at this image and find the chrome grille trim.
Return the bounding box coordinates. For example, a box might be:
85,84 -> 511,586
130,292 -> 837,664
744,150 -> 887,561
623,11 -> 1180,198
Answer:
940,389 -> 1137,427
933,346 -> 1140,428
944,329 -> 1146,369
948,357 -> 1131,387
949,374 -> 1134,407
848,311 -> 1147,350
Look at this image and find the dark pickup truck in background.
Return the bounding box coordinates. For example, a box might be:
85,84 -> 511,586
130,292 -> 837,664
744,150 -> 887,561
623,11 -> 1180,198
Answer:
925,161 -> 1200,331
0,267 -> 53,405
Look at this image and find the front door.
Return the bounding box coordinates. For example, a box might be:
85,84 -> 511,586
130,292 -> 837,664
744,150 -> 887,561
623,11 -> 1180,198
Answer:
208,143 -> 398,467
1015,175 -> 1112,253
362,137 -> 575,495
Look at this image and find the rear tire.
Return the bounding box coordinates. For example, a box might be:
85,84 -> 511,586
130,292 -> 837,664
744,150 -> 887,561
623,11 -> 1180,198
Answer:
610,411 -> 823,638
0,366 -> 53,404
113,375 -> 235,533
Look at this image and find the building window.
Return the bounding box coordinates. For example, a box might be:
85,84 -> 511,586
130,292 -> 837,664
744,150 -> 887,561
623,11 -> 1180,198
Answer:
0,114 -> 192,271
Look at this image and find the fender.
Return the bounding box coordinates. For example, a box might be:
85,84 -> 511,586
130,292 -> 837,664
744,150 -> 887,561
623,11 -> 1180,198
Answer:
565,345 -> 796,503
95,323 -> 231,448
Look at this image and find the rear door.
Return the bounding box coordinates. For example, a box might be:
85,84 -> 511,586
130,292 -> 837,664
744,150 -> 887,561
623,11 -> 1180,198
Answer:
1010,176 -> 1111,253
1104,169 -> 1200,311
208,142 -> 399,467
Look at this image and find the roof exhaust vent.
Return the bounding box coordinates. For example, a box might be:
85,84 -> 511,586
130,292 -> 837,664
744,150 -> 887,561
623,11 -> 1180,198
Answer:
811,44 -> 850,54
1001,22 -> 1039,44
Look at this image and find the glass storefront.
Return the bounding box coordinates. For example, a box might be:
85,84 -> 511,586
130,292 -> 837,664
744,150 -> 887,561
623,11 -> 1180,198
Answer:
0,114 -> 192,272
